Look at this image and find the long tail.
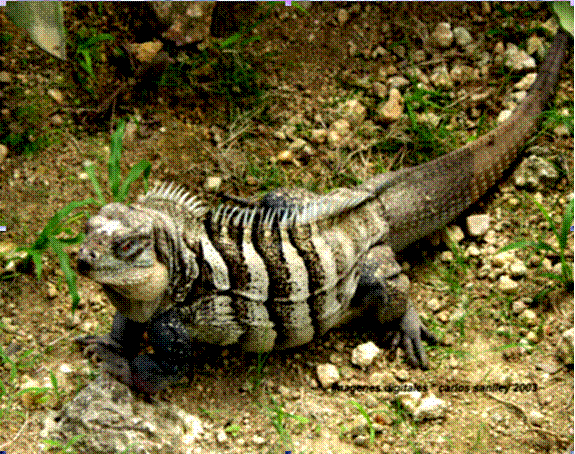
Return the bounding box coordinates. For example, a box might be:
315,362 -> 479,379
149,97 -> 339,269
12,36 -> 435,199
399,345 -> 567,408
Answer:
362,29 -> 571,252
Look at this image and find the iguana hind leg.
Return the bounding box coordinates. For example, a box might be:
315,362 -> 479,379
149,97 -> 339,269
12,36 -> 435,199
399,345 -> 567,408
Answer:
353,244 -> 435,369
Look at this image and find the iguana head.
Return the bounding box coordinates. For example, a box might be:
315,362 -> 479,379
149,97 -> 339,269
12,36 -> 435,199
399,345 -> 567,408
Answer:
78,203 -> 173,322
78,188 -> 206,322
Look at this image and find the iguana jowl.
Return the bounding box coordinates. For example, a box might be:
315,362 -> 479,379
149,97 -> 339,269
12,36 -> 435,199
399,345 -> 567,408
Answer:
77,30 -> 570,393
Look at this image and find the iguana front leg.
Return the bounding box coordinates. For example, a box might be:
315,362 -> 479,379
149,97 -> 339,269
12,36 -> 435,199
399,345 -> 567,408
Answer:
353,244 -> 435,368
76,309 -> 193,393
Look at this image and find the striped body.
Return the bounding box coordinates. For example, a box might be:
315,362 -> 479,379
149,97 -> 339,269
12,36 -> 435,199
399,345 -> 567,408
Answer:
131,186 -> 390,351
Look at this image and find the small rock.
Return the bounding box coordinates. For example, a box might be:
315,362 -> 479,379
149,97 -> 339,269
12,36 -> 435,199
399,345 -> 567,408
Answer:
341,99 -> 367,126
204,175 -> 222,192
0,144 -> 7,163
216,429 -> 228,443
393,369 -> 410,382
330,118 -> 351,136
371,81 -> 387,99
526,331 -> 539,344
46,282 -> 59,299
466,244 -> 481,257
337,8 -> 349,25
351,341 -> 381,368
466,214 -> 490,237
327,130 -> 343,148
310,128 -> 327,144
288,137 -> 307,151
541,16 -> 559,36
504,43 -> 536,70
427,297 -> 443,312
497,109 -> 512,124
430,65 -> 453,88
515,73 -> 537,90
443,224 -> 465,244
509,260 -> 527,278
514,155 -> 559,190
557,327 -> 574,365
498,275 -> 518,293
431,22 -> 454,48
252,435 -> 266,446
554,123 -> 570,138
353,434 -> 370,447
528,410 -> 545,427
412,49 -> 426,63
439,250 -> 454,262
527,35 -> 545,56
413,394 -> 447,421
387,76 -> 410,89
492,250 -> 515,267
395,387 -> 422,414
0,71 -> 11,83
316,363 -> 340,388
511,300 -> 527,314
418,112 -> 441,128
453,27 -> 473,46
376,88 -> 403,123
48,88 -> 64,104
520,309 -> 538,327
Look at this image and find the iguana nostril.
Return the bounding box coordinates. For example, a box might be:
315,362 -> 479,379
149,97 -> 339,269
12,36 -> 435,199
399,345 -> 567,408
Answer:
77,258 -> 91,275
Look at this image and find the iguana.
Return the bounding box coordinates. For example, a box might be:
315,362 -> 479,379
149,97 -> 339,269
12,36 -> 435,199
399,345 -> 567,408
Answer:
76,30 -> 570,393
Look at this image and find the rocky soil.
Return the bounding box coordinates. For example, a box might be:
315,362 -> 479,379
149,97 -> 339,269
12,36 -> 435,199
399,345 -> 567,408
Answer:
0,2 -> 573,454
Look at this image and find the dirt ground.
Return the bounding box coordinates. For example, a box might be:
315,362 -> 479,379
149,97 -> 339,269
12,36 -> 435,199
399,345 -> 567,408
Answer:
0,2 -> 573,453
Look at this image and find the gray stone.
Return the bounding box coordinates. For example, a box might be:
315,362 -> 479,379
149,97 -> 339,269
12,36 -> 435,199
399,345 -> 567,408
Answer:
44,374 -> 203,454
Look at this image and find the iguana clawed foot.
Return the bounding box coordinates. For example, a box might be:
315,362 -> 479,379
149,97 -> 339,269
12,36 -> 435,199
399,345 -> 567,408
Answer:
75,310 -> 191,394
75,333 -> 135,386
386,305 -> 436,369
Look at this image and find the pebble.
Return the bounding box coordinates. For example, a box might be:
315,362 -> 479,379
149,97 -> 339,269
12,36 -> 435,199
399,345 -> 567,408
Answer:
509,260 -> 527,278
413,394 -> 447,421
439,250 -> 453,262
528,410 -> 545,427
316,363 -> 340,388
466,244 -> 481,257
453,27 -> 473,46
511,300 -> 527,314
514,73 -> 537,90
310,128 -> 327,144
351,341 -> 381,368
520,309 -> 538,327
442,224 -> 465,244
466,214 -> 490,237
341,99 -> 366,126
203,175 -> 222,192
492,250 -> 515,267
557,327 -> 574,365
431,22 -> 454,48
498,275 -> 518,293
395,387 -> 422,413
376,88 -> 403,123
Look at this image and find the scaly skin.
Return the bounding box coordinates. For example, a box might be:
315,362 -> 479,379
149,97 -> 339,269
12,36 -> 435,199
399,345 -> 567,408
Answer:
76,30 -> 570,393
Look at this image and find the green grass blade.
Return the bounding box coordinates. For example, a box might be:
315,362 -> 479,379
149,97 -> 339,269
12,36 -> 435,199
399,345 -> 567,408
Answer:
108,119 -> 126,198
48,236 -> 80,312
559,198 -> 574,250
84,163 -> 105,205
115,159 -> 151,203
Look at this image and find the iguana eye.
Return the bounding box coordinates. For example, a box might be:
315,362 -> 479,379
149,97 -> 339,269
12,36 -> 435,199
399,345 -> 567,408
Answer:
114,237 -> 146,259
